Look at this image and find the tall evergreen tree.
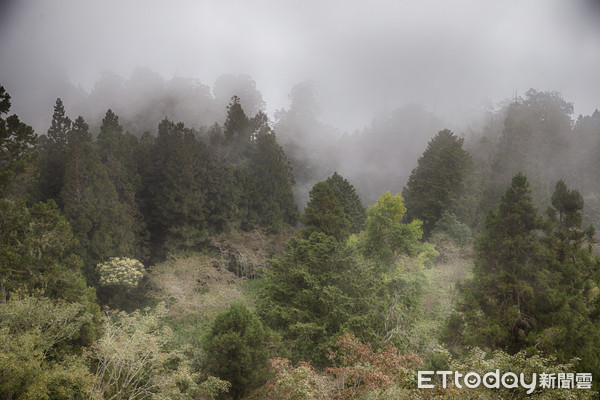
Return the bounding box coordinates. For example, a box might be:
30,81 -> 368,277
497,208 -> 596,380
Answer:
203,150 -> 239,233
0,198 -> 97,313
0,86 -> 38,201
325,172 -> 366,234
38,98 -> 72,203
61,117 -> 138,278
451,173 -> 543,352
96,109 -> 148,260
491,89 -> 574,205
301,181 -> 350,241
145,118 -> 209,254
238,118 -> 298,231
224,95 -> 250,142
258,231 -> 379,365
447,175 -> 600,377
402,129 -> 471,236
204,303 -> 269,399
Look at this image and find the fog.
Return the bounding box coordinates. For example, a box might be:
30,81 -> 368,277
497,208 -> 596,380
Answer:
1,0 -> 599,205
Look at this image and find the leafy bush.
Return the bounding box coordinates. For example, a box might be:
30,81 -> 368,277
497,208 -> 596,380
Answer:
431,212 -> 472,248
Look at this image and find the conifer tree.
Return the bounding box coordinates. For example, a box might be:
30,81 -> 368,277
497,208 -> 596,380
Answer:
146,118 -> 209,254
0,198 -> 97,314
403,129 -> 471,236
447,175 -> 600,376
239,119 -> 298,231
0,86 -> 38,201
38,98 -> 72,203
61,116 -> 138,277
325,172 -> 366,234
449,174 -> 543,352
257,231 -> 378,365
224,95 -> 250,141
301,181 -> 350,241
204,303 -> 269,399
96,109 -> 148,259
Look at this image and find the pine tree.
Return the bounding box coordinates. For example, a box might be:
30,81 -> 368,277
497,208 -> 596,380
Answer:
146,118 -> 209,254
240,124 -> 298,231
38,98 -> 72,203
325,172 -> 366,234
450,174 -> 543,352
96,109 -> 148,260
204,303 -> 269,399
301,181 -> 350,241
447,175 -> 600,373
257,231 -> 378,365
402,129 -> 471,236
0,86 -> 38,201
61,117 -> 138,278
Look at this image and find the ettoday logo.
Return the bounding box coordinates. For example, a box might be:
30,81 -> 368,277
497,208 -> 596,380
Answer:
418,370 -> 592,394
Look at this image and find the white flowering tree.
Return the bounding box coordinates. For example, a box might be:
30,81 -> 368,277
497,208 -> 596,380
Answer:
96,257 -> 146,310
97,257 -> 145,288
85,303 -> 230,400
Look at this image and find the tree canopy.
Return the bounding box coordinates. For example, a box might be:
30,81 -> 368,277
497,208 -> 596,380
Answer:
403,129 -> 471,236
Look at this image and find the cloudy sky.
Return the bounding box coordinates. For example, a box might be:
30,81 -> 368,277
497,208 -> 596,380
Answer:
1,0 -> 599,131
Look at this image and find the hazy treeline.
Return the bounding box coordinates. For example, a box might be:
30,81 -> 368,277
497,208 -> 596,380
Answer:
2,75 -> 600,399
13,68 -> 600,218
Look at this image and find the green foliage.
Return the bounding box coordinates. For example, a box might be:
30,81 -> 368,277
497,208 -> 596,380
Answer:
431,211 -> 473,248
549,179 -> 585,236
137,101 -> 296,258
449,173 -> 546,352
224,96 -> 251,141
260,191 -> 437,366
252,337 -> 598,399
0,295 -> 95,399
325,171 -> 367,234
358,192 -> 426,265
38,98 -> 72,203
448,175 -> 600,385
241,129 -> 298,231
203,302 -> 269,399
97,109 -> 149,260
448,347 -> 597,399
301,172 -> 366,240
0,198 -> 96,312
61,117 -> 141,274
258,231 -> 380,365
97,257 -> 145,288
144,118 -> 212,254
403,129 -> 471,236
301,181 -> 350,240
87,303 -> 213,399
0,86 -> 38,201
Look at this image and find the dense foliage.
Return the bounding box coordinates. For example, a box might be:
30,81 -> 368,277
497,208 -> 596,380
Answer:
204,303 -> 270,399
402,129 -> 471,236
445,174 -> 600,383
2,82 -> 600,399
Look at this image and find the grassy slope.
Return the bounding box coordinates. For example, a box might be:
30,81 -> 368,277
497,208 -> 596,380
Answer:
413,252 -> 472,354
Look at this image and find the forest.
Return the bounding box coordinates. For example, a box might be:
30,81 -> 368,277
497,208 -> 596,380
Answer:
2,76 -> 600,400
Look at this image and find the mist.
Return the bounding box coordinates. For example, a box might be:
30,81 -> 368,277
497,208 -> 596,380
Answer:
1,0 -> 600,207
